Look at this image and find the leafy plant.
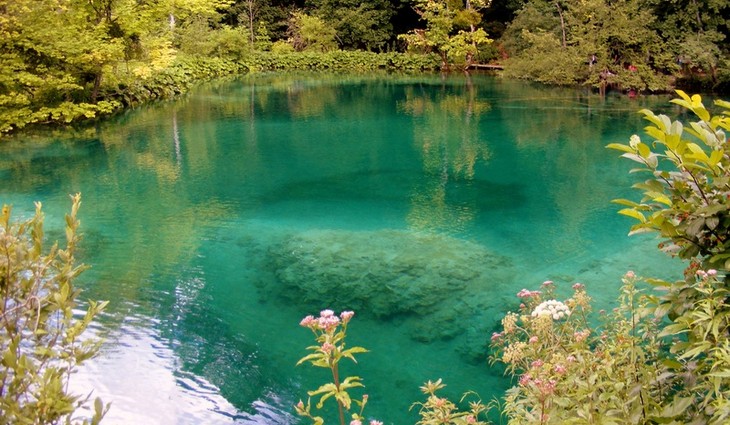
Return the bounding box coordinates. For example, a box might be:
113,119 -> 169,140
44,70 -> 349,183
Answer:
607,90 -> 730,272
607,91 -> 730,424
398,0 -> 492,70
295,310 -> 373,425
0,194 -> 108,424
411,379 -> 492,425
490,277 -> 683,424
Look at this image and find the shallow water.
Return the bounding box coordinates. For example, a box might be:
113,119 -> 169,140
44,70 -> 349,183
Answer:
0,73 -> 684,424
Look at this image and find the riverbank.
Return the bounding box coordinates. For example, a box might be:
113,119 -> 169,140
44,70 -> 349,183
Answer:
0,52 -> 444,139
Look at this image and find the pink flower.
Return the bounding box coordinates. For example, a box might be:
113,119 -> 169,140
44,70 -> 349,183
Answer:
320,309 -> 335,318
321,342 -> 335,353
466,415 -> 477,424
369,421 -> 383,425
491,332 -> 503,342
350,420 -> 362,425
566,355 -> 576,363
625,270 -> 635,279
518,374 -> 532,386
519,303 -> 526,309
531,359 -> 543,369
300,315 -> 315,328
542,280 -> 554,287
708,269 -> 718,276
538,379 -> 557,396
517,289 -> 541,299
362,394 -> 368,401
529,336 -> 539,344
574,330 -> 590,342
572,282 -> 584,290
554,364 -> 566,374
340,310 -> 355,323
317,315 -> 341,331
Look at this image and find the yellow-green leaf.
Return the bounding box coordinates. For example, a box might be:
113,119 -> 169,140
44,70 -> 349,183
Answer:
618,208 -> 646,222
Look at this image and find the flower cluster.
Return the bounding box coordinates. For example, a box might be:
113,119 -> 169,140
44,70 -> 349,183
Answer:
696,268 -> 718,279
501,311 -> 519,334
517,288 -> 542,299
300,309 -> 354,332
531,300 -> 570,320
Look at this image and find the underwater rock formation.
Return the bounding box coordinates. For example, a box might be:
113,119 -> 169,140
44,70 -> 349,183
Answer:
266,228 -> 514,343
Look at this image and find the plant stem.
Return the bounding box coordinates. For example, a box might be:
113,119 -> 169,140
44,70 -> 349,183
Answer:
331,362 -> 345,425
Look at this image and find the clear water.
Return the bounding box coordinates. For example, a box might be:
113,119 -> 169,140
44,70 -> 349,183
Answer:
0,73 -> 685,424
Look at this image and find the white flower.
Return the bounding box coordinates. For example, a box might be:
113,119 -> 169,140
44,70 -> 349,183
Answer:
531,300 -> 570,320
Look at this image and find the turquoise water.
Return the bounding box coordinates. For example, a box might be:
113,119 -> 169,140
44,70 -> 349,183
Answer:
0,73 -> 684,424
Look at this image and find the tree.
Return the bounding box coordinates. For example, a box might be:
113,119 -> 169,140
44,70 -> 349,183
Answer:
399,0 -> 492,70
501,0 -> 670,91
0,0 -> 125,132
0,194 -> 108,424
287,11 -> 339,52
307,0 -> 396,51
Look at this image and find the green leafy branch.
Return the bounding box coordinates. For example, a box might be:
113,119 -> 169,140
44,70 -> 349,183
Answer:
607,90 -> 730,270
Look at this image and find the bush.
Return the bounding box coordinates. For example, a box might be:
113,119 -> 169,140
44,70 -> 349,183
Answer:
0,194 -> 108,424
487,92 -> 730,424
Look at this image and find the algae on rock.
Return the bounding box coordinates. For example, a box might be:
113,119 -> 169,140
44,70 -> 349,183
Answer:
266,228 -> 513,343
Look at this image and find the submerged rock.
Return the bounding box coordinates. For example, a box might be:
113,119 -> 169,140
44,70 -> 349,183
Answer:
265,228 -> 513,342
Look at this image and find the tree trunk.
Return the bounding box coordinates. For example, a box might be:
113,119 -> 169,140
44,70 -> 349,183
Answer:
248,0 -> 256,45
554,1 -> 567,48
91,71 -> 102,103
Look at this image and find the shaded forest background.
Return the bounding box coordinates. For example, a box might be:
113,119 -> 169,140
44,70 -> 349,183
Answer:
1,0 -> 728,134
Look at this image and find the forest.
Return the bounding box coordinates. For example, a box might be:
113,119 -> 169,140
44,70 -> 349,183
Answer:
0,0 -> 728,135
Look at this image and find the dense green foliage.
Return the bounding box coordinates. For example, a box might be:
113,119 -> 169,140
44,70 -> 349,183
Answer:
487,92 -> 730,424
0,194 -> 108,424
608,91 -> 730,272
0,0 -> 728,134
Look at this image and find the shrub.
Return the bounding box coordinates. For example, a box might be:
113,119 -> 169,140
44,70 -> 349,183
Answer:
607,91 -> 730,272
489,91 -> 730,424
490,277 -> 675,424
0,194 -> 108,424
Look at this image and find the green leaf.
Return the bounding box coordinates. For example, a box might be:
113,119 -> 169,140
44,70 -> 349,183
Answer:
296,352 -> 325,366
709,149 -> 723,167
611,199 -> 641,208
341,346 -> 368,362
618,208 -> 646,222
645,126 -> 667,142
606,143 -> 636,153
637,142 -> 651,158
641,109 -> 666,131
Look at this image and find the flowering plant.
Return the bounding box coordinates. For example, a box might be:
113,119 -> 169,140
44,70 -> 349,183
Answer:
295,310 -> 489,425
411,378 -> 492,425
490,276 -> 679,424
296,310 -> 376,425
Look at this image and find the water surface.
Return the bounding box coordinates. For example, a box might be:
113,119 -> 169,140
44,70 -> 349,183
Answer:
0,73 -> 684,424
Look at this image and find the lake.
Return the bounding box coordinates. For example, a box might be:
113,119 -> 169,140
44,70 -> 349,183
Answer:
0,73 -> 684,424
